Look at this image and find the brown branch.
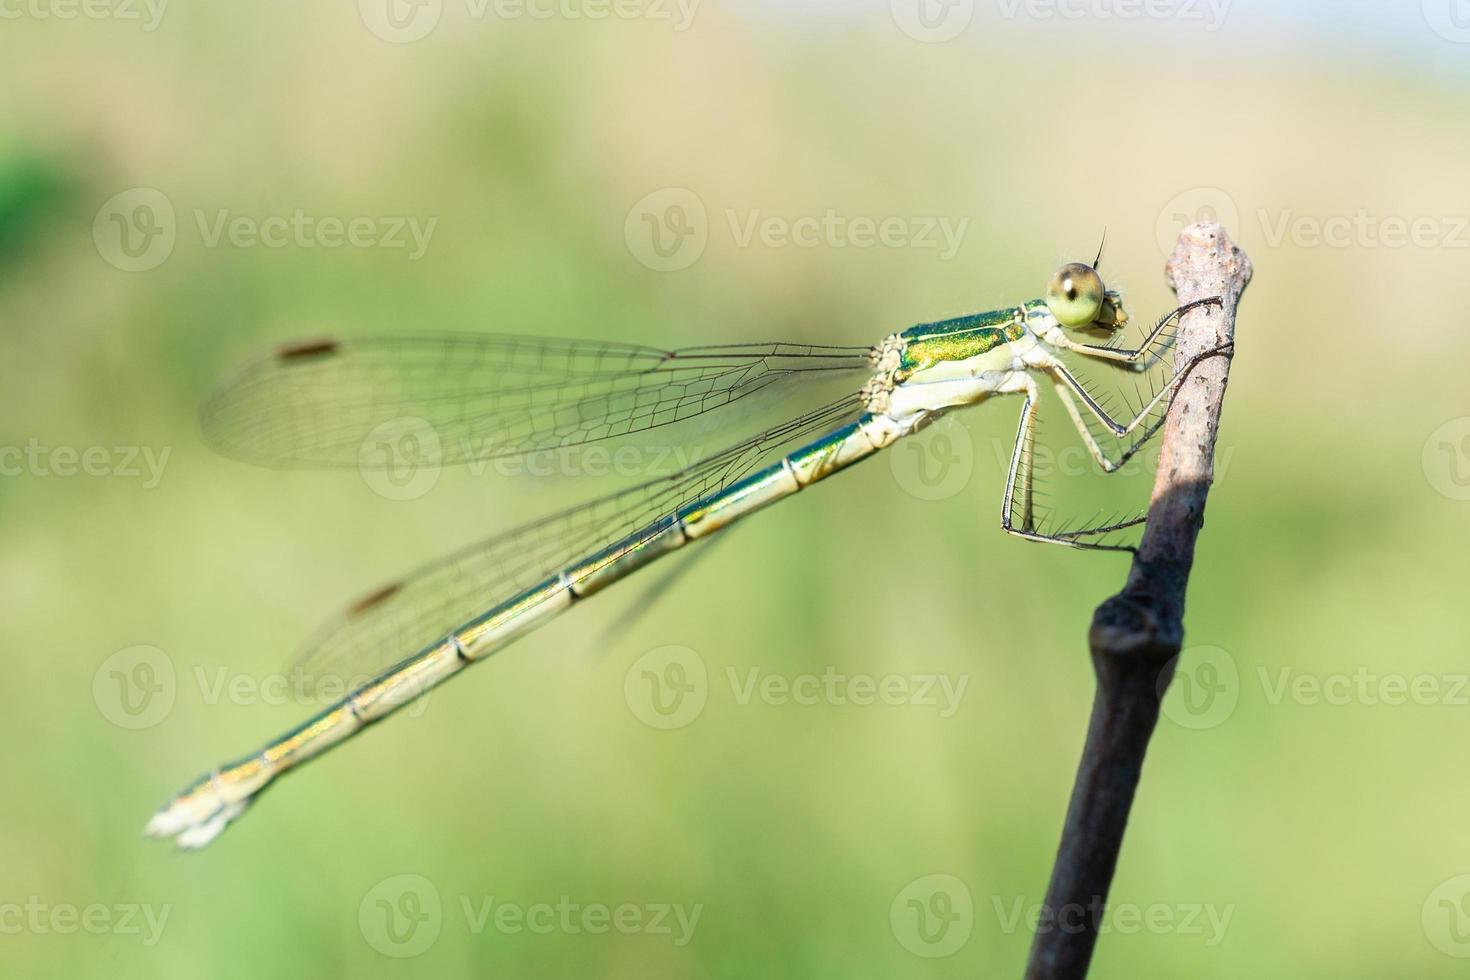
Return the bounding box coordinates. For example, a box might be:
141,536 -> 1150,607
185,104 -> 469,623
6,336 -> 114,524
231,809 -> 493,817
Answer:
1023,223 -> 1253,979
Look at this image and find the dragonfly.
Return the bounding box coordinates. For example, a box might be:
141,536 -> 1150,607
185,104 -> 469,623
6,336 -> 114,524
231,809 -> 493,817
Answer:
145,258 -> 1225,848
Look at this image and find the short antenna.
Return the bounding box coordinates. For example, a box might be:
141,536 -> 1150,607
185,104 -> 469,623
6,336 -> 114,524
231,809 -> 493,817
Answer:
1092,228 -> 1108,270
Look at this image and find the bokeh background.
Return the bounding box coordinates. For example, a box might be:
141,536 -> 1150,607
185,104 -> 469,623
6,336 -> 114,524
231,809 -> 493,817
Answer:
3,1 -> 1470,976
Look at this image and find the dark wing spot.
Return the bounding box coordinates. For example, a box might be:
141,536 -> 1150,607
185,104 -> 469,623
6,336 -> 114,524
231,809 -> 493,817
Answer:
275,339 -> 341,361
347,581 -> 402,617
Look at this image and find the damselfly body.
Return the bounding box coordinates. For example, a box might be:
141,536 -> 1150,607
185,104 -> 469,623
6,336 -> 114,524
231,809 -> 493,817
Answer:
146,259 -> 1224,848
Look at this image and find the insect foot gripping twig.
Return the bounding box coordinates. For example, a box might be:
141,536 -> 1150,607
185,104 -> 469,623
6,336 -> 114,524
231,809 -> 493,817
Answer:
1024,223 -> 1253,980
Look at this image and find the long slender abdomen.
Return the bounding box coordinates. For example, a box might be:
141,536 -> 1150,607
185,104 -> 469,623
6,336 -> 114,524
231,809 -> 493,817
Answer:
146,411 -> 908,847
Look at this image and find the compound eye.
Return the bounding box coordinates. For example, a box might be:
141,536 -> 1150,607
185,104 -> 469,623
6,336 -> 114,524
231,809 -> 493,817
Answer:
1046,263 -> 1106,328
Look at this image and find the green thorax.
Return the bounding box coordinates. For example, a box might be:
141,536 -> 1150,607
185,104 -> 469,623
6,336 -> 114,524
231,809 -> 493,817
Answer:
897,306 -> 1029,377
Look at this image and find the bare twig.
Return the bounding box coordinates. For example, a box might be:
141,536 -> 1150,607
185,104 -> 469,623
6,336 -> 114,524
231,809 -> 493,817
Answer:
1023,223 -> 1253,979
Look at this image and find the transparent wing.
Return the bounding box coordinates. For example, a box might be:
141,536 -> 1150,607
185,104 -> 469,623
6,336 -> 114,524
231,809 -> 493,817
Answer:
291,396 -> 864,684
202,333 -> 873,468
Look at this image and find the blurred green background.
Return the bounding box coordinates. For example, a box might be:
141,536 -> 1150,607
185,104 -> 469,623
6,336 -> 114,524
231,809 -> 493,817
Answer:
4,2 -> 1470,977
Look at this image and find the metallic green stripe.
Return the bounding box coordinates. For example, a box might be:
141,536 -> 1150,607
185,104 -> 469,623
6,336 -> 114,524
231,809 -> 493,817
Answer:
899,307 -> 1028,376
455,575 -> 572,658
260,704 -> 359,770
899,307 -> 1019,340
679,462 -> 799,539
679,416 -> 880,538
568,517 -> 688,598
350,640 -> 465,722
785,419 -> 869,485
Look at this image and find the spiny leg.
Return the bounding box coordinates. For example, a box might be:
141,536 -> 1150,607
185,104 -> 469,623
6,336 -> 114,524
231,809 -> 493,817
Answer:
999,376 -> 1133,552
1034,341 -> 1236,543
1100,322 -> 1177,376
1061,297 -> 1223,368
999,378 -> 1038,536
1045,340 -> 1236,449
1049,378 -> 1132,475
996,328 -> 1233,549
1046,372 -> 1170,477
